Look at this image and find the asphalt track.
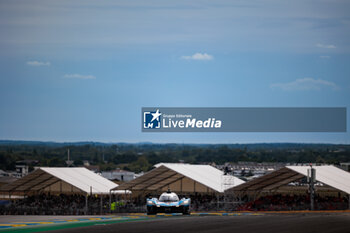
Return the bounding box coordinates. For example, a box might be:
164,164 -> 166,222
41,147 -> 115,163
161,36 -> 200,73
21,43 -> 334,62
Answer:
50,214 -> 350,233
1,212 -> 350,233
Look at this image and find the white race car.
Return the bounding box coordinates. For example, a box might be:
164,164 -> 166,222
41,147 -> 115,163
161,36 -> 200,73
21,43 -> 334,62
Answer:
146,190 -> 191,215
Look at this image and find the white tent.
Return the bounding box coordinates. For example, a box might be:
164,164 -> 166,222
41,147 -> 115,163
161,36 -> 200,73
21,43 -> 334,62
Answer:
229,165 -> 350,195
155,163 -> 245,193
113,163 -> 245,193
0,167 -> 121,195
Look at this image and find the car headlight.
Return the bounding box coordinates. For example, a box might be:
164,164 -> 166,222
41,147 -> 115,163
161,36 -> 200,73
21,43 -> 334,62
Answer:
182,200 -> 190,205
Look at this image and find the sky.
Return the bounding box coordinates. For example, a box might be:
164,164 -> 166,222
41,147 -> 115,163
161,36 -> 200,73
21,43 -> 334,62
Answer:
0,0 -> 350,144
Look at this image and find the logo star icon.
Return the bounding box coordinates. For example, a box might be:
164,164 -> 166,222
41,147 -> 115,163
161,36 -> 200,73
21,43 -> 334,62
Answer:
151,109 -> 162,122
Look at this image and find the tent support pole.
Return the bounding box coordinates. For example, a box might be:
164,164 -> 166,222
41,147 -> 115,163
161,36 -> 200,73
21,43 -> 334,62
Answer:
216,194 -> 219,211
180,178 -> 183,194
85,194 -> 88,215
109,190 -> 112,214
100,195 -> 103,215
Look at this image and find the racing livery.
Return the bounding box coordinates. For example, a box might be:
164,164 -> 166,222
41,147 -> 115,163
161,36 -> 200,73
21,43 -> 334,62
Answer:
146,189 -> 191,215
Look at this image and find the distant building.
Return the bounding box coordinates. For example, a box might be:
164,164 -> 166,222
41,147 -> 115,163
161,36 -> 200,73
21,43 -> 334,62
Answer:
101,169 -> 135,182
15,160 -> 38,178
83,160 -> 90,166
84,165 -> 100,173
0,170 -> 7,177
340,162 -> 350,172
218,162 -> 286,179
0,169 -> 18,178
15,165 -> 28,178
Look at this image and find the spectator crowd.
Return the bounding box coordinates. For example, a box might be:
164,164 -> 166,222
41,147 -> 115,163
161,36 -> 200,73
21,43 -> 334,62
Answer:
237,194 -> 349,211
0,192 -> 348,215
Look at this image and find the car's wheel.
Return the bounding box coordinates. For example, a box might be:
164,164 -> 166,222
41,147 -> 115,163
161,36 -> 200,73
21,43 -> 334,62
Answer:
147,206 -> 156,215
183,207 -> 190,215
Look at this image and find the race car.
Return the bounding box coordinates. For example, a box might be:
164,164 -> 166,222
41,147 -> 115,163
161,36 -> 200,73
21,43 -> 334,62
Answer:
146,189 -> 191,215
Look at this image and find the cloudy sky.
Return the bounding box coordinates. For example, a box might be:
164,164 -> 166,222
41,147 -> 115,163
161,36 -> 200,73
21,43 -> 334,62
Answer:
0,0 -> 350,143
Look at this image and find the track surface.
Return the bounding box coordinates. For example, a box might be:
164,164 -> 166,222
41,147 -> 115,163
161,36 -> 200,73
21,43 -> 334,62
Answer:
1,213 -> 350,233
43,213 -> 350,233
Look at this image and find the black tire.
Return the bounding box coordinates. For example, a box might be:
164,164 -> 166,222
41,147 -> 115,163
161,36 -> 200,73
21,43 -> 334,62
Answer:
147,206 -> 156,215
183,207 -> 190,215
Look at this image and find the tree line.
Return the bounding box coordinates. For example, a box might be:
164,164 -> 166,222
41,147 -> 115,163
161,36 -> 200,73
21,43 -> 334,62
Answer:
0,142 -> 349,173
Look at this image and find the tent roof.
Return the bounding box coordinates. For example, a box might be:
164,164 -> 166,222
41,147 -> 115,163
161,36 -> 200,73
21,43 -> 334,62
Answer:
155,163 -> 245,192
0,167 -> 118,195
113,163 -> 245,193
229,165 -> 350,194
286,165 -> 350,194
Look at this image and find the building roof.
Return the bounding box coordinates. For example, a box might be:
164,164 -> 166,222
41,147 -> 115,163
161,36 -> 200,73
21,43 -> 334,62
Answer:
0,167 -> 119,195
229,165 -> 350,194
113,163 -> 245,193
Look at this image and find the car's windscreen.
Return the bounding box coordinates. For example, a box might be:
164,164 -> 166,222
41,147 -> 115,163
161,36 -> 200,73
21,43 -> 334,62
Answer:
159,194 -> 179,202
